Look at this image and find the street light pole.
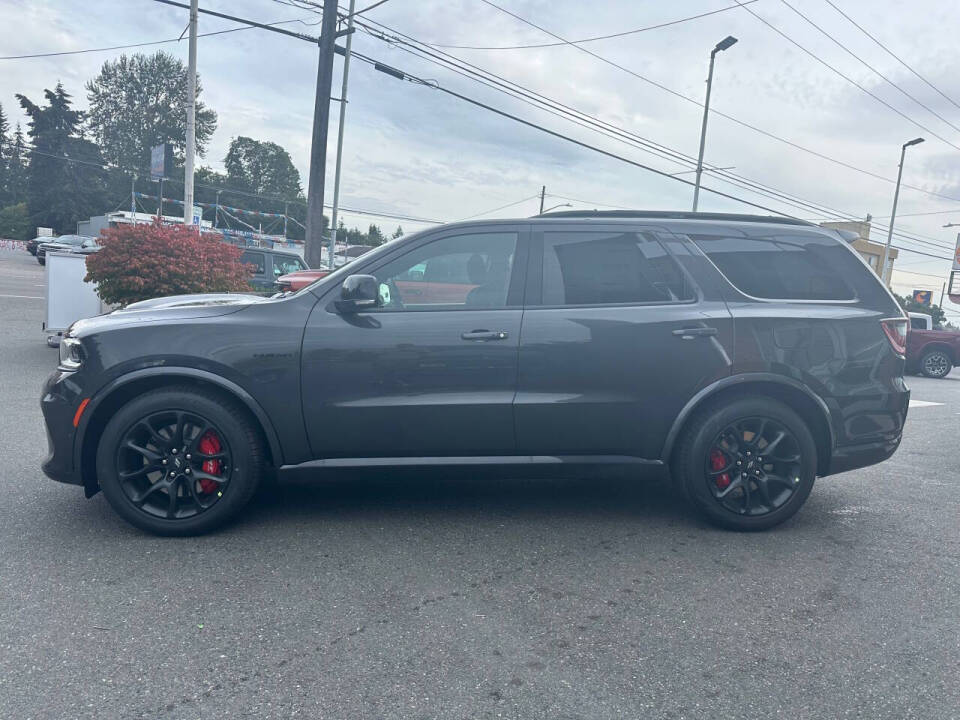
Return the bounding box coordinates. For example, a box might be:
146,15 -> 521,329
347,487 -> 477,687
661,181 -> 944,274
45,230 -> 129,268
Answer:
183,0 -> 198,227
328,0 -> 357,269
692,35 -> 737,212
881,137 -> 925,285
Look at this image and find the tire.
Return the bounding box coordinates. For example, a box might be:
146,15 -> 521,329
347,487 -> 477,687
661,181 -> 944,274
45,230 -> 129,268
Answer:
920,348 -> 952,378
674,396 -> 817,531
38,257 -> 45,266
96,386 -> 265,535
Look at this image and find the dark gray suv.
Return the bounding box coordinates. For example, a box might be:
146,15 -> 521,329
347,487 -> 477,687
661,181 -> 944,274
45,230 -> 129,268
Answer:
41,211 -> 910,535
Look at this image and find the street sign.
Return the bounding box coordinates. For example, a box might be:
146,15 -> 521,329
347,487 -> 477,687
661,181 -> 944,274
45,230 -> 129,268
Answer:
37,227 -> 53,237
150,144 -> 174,180
191,205 -> 203,226
912,289 -> 932,306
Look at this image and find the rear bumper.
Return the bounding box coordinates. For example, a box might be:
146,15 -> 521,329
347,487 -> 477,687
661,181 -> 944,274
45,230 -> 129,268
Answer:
825,433 -> 903,476
824,379 -> 909,476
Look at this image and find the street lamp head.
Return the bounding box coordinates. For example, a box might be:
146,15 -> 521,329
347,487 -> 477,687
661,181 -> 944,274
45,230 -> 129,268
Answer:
714,36 -> 738,53
905,137 -> 925,147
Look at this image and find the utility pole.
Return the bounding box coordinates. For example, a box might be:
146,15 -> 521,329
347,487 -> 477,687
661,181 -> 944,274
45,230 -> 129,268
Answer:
539,185 -> 546,214
940,282 -> 946,309
283,201 -> 289,241
214,190 -> 221,228
304,0 -> 341,269
130,175 -> 136,217
183,0 -> 199,227
881,137 -> 925,285
329,0 -> 357,269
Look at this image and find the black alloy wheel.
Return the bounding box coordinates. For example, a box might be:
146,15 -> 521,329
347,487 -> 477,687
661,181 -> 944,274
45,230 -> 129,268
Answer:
96,386 -> 264,535
706,417 -> 802,517
115,410 -> 232,520
675,397 -> 817,531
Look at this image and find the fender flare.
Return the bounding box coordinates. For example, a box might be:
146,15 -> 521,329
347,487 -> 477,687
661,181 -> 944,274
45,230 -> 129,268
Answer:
73,366 -> 284,473
660,373 -> 835,462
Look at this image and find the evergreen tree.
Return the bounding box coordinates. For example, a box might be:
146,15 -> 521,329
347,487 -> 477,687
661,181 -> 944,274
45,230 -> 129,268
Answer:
17,84 -> 107,233
0,103 -> 8,205
5,124 -> 28,206
392,225 -> 404,240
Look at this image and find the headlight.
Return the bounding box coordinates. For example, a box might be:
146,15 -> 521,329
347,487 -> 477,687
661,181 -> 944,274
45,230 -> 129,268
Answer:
58,337 -> 85,370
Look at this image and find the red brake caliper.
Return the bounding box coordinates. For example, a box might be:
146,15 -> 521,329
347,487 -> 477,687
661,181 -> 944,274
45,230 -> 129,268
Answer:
710,448 -> 731,490
197,430 -> 222,495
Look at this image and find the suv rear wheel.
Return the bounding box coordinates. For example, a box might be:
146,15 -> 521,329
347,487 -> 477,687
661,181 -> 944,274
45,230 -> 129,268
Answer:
920,348 -> 952,378
96,386 -> 264,535
675,397 -> 817,531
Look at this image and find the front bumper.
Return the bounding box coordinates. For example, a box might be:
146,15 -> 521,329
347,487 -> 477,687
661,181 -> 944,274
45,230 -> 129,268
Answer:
40,369 -> 84,486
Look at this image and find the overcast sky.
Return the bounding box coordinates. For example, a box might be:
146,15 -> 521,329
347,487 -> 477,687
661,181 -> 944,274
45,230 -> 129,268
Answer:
3,0 -> 960,312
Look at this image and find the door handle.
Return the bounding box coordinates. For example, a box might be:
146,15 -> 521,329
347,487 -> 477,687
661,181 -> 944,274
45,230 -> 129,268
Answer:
672,326 -> 718,340
461,330 -> 509,341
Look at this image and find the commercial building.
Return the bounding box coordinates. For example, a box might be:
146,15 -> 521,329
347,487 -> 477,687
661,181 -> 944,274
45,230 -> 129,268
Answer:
820,217 -> 897,285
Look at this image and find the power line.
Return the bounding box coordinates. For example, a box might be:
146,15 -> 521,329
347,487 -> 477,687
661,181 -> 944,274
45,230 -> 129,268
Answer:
431,2 -> 757,50
351,0 -> 392,17
455,194 -> 541,221
351,15 -> 958,253
778,0 -> 960,136
0,16 -> 319,60
732,0 -> 960,152
452,0 -> 960,205
822,0 -> 960,113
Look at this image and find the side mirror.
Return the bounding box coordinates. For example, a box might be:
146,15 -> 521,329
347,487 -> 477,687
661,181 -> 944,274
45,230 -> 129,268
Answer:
335,274 -> 381,313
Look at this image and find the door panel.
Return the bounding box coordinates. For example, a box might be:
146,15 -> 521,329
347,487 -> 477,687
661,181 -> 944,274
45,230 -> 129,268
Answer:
515,224 -> 734,460
301,226 -> 528,459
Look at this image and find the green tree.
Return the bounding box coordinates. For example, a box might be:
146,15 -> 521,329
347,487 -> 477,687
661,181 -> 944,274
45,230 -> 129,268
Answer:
0,202 -> 30,240
392,225 -> 404,240
17,84 -> 107,234
224,136 -> 302,199
6,124 -> 29,206
366,223 -> 386,246
0,103 -> 9,206
86,51 -> 217,172
894,292 -> 947,328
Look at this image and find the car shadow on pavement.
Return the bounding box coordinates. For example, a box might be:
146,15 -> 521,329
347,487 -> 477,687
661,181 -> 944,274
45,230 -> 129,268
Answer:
238,470 -> 697,529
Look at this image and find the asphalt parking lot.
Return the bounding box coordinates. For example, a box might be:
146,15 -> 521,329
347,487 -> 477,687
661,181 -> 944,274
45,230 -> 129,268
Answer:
0,247 -> 958,720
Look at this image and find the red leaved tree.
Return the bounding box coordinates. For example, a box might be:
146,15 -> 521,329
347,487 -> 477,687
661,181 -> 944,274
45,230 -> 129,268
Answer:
84,222 -> 254,306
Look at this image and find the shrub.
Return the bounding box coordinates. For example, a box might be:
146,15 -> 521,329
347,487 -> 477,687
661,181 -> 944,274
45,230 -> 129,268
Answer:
84,221 -> 253,306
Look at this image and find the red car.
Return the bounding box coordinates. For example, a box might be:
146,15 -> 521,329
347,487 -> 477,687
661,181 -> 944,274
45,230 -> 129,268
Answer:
275,268 -> 331,292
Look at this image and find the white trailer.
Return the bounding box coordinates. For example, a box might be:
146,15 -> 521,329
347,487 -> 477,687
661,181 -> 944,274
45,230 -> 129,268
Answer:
43,251 -> 111,347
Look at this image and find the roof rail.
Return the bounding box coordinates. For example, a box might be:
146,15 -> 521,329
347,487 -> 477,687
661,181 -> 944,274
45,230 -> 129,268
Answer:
534,210 -> 814,227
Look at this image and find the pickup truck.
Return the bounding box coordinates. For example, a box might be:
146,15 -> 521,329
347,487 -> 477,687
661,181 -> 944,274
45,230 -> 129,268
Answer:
907,312 -> 960,378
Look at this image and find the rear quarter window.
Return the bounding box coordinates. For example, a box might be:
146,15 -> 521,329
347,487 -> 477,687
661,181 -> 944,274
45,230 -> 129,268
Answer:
689,233 -> 857,301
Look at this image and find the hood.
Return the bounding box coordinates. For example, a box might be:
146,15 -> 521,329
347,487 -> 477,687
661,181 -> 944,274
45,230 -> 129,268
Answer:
121,293 -> 269,311
67,293 -> 269,337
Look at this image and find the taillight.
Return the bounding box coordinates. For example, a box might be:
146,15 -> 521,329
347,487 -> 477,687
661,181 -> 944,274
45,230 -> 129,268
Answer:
881,318 -> 908,356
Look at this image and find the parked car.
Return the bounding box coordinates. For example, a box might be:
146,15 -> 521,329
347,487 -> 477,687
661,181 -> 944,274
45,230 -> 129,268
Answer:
37,235 -> 92,265
275,268 -> 332,293
906,311 -> 960,378
73,237 -> 102,255
42,211 -> 910,535
27,236 -> 52,256
239,247 -> 307,290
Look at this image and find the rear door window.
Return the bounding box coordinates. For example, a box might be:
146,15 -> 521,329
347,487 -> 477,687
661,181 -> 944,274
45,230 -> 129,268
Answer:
274,256 -> 306,277
689,233 -> 855,300
240,251 -> 265,275
539,230 -> 694,306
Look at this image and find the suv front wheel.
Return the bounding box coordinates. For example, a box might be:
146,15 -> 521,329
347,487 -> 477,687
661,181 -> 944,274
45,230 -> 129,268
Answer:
95,386 -> 265,535
675,397 -> 817,531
